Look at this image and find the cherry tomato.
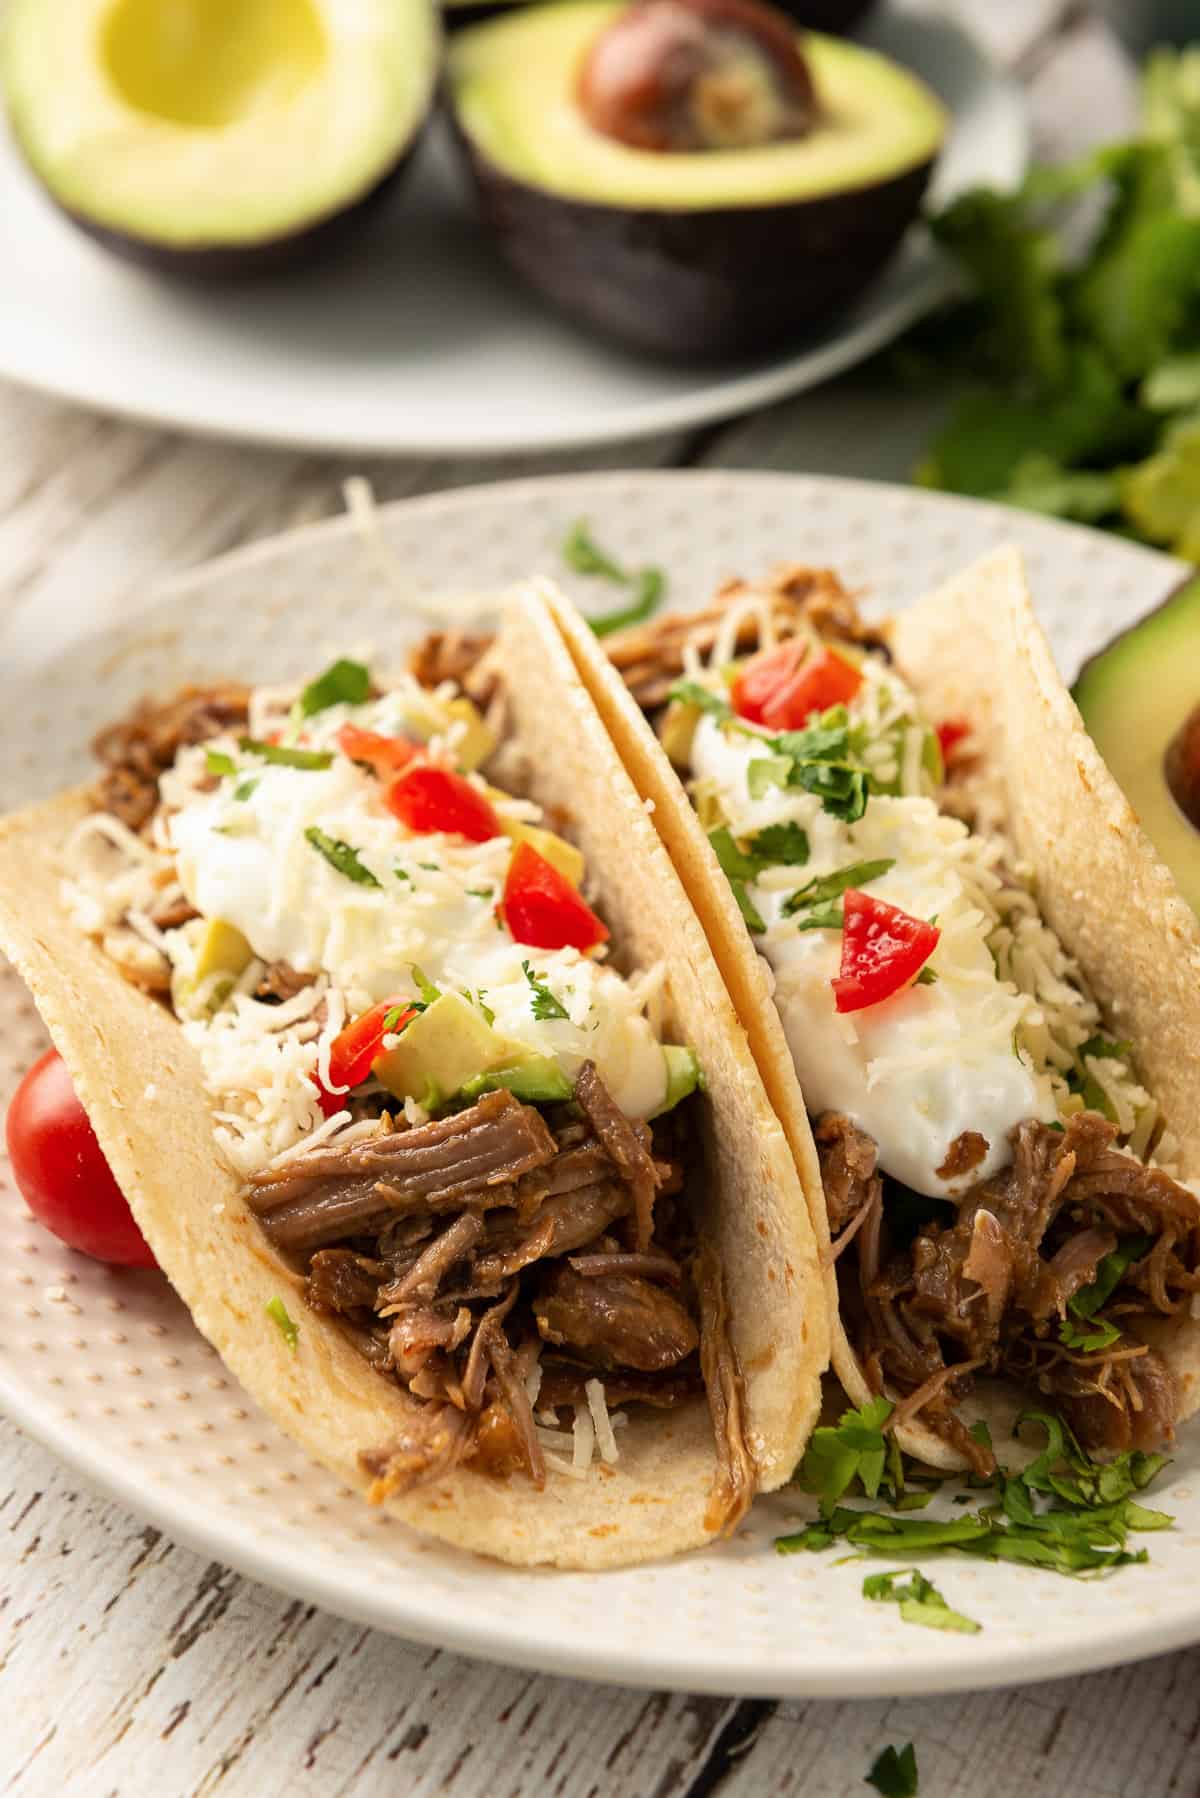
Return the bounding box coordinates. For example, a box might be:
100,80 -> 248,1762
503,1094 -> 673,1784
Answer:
336,722 -> 420,780
386,765 -> 500,843
501,842 -> 609,953
732,641 -> 863,732
317,998 -> 418,1112
936,717 -> 971,764
832,890 -> 939,1015
6,1049 -> 157,1268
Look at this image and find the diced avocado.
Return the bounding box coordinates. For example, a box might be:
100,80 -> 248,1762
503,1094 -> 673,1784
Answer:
660,701 -> 700,769
171,916 -> 254,1016
693,779 -> 727,833
194,918 -> 254,984
650,1045 -> 702,1117
405,693 -> 495,772
482,796 -> 585,885
461,1057 -> 574,1103
372,990 -> 511,1103
1073,574 -> 1200,916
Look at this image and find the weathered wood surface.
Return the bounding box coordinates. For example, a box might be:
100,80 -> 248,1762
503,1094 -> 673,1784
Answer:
7,7 -> 1200,1794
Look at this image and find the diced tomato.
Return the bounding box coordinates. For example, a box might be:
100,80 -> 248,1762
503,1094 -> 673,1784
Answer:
6,1049 -> 157,1267
385,764 -> 500,843
936,717 -> 971,763
318,998 -> 417,1112
336,722 -> 420,780
731,641 -> 862,731
500,842 -> 609,953
832,890 -> 940,1015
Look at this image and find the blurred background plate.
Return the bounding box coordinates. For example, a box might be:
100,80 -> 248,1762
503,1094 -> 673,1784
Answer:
0,9 -> 1026,458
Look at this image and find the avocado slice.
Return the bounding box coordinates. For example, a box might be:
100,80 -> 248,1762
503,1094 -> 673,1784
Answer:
446,0 -> 944,357
404,694 -> 496,772
1074,575 -> 1200,916
2,0 -> 439,275
372,990 -> 512,1105
461,1057 -> 575,1103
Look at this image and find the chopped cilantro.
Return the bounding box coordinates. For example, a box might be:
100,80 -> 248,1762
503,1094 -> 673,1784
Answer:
916,966 -> 938,985
791,903 -> 845,932
522,961 -> 569,1021
298,658 -> 371,718
777,1399 -> 1174,1579
747,821 -> 810,866
394,868 -> 411,883
382,1005 -> 412,1033
730,880 -> 766,934
783,859 -> 895,918
866,1743 -> 919,1798
667,679 -> 733,721
863,1569 -> 981,1634
473,990 -> 496,1027
205,749 -> 236,777
466,887 -> 493,899
304,827 -> 381,887
233,778 -> 259,802
265,1296 -> 299,1353
409,965 -> 441,1007
708,826 -> 764,882
239,737 -> 333,770
589,568 -> 666,637
1070,1234 -> 1154,1320
560,520 -> 667,636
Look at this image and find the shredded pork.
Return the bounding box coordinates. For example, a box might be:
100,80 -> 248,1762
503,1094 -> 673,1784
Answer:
827,1109 -> 1200,1470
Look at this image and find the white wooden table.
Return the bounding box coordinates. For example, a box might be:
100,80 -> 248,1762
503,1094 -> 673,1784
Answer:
6,7 -> 1200,1793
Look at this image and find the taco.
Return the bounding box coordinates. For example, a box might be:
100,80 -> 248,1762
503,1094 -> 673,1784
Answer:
532,546 -> 1200,1474
0,583 -> 826,1568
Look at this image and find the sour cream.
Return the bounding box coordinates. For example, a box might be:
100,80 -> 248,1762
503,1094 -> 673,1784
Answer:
691,711 -> 1057,1198
168,710 -> 668,1119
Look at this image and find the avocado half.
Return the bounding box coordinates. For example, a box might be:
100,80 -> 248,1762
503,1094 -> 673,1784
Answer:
2,0 -> 440,276
446,0 -> 944,358
1074,574 -> 1200,917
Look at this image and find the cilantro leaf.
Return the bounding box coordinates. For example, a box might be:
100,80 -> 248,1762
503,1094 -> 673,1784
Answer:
409,965 -> 442,1007
381,1005 -> 412,1033
708,826 -> 763,882
589,568 -> 666,638
668,679 -> 732,721
863,1568 -> 981,1634
1069,1234 -> 1154,1320
304,827 -> 381,887
783,858 -> 894,918
561,520 -> 667,636
298,658 -> 371,718
240,737 -> 334,770
866,1743 -> 919,1798
747,821 -> 810,866
265,1296 -> 299,1353
730,880 -> 766,935
561,519 -> 628,582
794,1395 -> 894,1517
234,777 -> 259,802
522,961 -> 569,1021
205,749 -> 236,777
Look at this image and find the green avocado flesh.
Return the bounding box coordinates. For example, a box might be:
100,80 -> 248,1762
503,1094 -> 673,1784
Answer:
1073,575 -> 1200,916
447,0 -> 945,210
2,0 -> 439,250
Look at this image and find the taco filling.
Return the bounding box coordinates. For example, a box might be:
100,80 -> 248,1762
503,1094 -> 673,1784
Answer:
493,568 -> 1200,1474
62,656 -> 751,1516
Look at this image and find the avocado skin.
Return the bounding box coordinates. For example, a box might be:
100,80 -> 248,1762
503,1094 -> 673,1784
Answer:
444,0 -> 874,31
51,127 -> 424,281
452,120 -> 933,358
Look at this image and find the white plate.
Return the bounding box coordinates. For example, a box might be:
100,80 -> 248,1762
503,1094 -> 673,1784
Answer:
0,471 -> 1193,1700
0,13 -> 1025,457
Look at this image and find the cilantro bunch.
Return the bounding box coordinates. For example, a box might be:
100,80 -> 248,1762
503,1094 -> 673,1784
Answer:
904,48 -> 1200,561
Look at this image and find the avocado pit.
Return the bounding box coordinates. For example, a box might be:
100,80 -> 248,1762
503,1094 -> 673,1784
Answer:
1165,702 -> 1200,832
578,0 -> 816,152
